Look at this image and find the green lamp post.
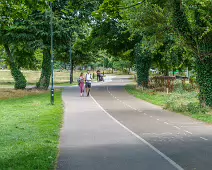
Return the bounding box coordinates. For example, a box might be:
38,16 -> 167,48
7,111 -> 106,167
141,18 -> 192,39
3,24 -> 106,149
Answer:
50,2 -> 54,105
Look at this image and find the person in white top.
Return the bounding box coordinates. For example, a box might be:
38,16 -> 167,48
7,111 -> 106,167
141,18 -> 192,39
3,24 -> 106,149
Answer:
85,70 -> 92,96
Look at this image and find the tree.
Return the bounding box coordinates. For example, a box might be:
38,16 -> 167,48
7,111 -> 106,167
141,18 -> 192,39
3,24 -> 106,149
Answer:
34,0 -> 104,88
0,1 -> 33,89
89,0 -> 140,66
0,0 -> 51,89
93,0 -> 212,107
122,0 -> 212,106
171,0 -> 212,106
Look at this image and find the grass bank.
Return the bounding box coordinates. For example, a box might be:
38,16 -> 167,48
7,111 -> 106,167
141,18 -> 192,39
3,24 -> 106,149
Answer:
125,85 -> 212,123
0,91 -> 63,169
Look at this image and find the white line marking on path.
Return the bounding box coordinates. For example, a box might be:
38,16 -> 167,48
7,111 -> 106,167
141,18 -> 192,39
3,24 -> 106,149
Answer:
107,86 -> 138,111
90,95 -> 184,170
106,84 -> 209,143
107,87 -> 138,111
173,126 -> 181,130
184,131 -> 192,135
200,137 -> 208,141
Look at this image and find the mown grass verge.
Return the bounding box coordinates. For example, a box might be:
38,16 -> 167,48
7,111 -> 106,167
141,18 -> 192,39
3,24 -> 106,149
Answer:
0,91 -> 63,169
125,85 -> 212,123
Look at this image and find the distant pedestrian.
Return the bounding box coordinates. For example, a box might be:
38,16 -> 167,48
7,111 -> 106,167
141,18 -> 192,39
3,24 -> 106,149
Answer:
99,73 -> 104,82
85,70 -> 92,96
78,73 -> 85,97
97,70 -> 100,82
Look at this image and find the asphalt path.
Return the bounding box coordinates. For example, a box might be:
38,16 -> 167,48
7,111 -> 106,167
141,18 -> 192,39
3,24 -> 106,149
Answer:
57,76 -> 212,170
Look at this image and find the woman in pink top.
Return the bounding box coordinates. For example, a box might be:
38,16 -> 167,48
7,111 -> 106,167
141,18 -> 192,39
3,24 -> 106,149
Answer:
79,73 -> 85,97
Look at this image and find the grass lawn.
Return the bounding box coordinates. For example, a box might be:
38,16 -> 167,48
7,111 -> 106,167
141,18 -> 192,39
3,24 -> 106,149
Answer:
0,70 -> 82,87
0,70 -> 111,88
125,85 -> 212,124
0,90 -> 63,170
126,86 -> 167,106
55,82 -> 78,87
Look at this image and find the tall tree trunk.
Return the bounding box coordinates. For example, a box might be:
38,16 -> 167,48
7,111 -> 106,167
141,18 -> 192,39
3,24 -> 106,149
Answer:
196,56 -> 212,107
36,48 -> 51,90
164,68 -> 169,76
135,44 -> 151,88
4,44 -> 26,89
172,0 -> 212,107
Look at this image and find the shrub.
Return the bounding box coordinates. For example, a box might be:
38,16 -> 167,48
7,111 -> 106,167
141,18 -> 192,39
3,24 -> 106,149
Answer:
165,91 -> 208,114
187,102 -> 208,114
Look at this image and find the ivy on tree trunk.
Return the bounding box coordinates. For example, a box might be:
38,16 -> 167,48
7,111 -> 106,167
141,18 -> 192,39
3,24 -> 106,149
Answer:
4,44 -> 27,89
172,0 -> 212,107
36,48 -> 51,90
135,43 -> 151,88
196,56 -> 212,107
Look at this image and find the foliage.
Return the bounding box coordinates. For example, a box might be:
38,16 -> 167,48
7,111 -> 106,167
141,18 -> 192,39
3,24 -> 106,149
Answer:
196,56 -> 212,107
0,0 -> 56,89
171,0 -> 212,106
36,49 -> 51,89
135,43 -> 151,87
0,1 -> 32,89
1,0 -> 212,107
165,91 -> 208,115
3,45 -> 27,89
0,0 -> 103,88
113,59 -> 131,72
34,49 -> 43,69
119,0 -> 212,107
10,62 -> 27,89
90,0 -> 139,61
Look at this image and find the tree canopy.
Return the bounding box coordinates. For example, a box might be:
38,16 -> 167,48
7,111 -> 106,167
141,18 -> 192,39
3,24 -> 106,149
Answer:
0,0 -> 211,106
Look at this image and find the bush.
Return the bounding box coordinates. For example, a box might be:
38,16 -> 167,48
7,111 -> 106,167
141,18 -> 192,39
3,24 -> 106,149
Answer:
187,102 -> 208,114
165,91 -> 208,114
174,80 -> 197,92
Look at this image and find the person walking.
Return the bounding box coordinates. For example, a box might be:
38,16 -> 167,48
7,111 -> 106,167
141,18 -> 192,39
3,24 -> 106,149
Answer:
85,70 -> 92,96
78,73 -> 85,97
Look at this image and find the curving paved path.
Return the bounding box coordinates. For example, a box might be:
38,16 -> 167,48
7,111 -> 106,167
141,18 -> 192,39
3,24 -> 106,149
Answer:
57,76 -> 212,170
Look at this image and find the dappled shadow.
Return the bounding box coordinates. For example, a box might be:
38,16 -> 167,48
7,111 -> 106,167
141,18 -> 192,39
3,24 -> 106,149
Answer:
57,143 -> 176,170
60,80 -> 212,170
90,84 -> 212,170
